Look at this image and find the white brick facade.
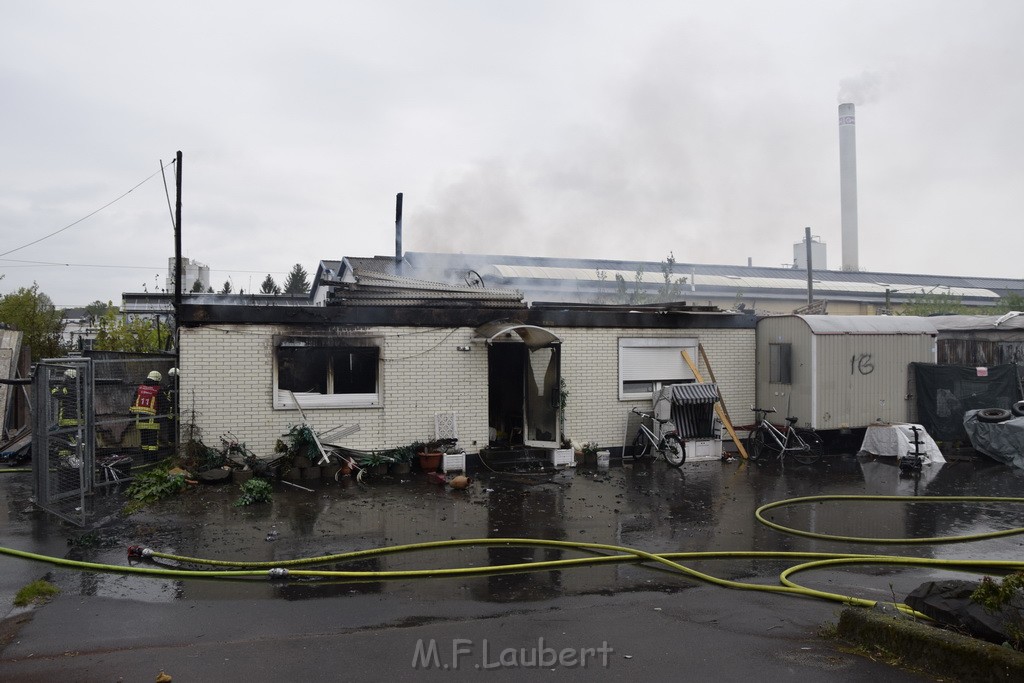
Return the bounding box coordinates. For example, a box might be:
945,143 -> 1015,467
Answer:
178,324 -> 754,456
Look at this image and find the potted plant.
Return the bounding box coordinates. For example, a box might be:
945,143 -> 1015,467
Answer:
389,445 -> 414,475
581,442 -> 599,468
358,452 -> 391,478
414,441 -> 443,472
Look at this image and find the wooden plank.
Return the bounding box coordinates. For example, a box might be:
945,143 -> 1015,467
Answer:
680,349 -> 748,460
0,330 -> 23,437
697,344 -> 736,424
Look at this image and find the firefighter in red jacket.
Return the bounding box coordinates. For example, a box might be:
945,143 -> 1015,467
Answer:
131,370 -> 163,454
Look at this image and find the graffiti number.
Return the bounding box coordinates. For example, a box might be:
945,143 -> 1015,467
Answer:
850,354 -> 875,376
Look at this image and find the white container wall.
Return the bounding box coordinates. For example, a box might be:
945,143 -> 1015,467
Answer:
755,315 -> 938,431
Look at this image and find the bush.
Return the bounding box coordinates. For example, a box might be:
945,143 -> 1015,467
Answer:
124,466 -> 186,505
235,478 -> 273,507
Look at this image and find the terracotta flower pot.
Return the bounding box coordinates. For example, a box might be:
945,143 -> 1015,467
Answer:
418,452 -> 442,471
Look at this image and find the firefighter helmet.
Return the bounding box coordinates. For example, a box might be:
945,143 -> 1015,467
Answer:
147,371 -> 162,382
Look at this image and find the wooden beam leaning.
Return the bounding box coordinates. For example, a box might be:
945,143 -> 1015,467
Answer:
680,349 -> 749,460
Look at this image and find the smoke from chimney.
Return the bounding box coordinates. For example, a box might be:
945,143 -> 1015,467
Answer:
838,103 -> 859,271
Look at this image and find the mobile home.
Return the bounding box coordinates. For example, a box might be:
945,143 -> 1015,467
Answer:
755,315 -> 938,432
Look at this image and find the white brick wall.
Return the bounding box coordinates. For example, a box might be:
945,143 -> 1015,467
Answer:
178,324 -> 754,456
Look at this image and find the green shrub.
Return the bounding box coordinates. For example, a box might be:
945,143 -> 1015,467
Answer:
124,466 -> 186,505
235,478 -> 273,506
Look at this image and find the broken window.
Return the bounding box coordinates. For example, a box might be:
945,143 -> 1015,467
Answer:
274,337 -> 381,409
618,337 -> 697,400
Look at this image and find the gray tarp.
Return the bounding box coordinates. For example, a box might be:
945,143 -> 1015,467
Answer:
963,410 -> 1024,469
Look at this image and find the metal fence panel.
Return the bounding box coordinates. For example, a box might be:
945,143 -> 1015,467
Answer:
33,359 -> 93,526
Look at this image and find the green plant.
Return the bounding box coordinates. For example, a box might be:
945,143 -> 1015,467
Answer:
971,571 -> 1024,650
124,466 -> 187,506
14,579 -> 59,606
358,452 -> 392,468
389,445 -> 415,464
235,478 -> 273,506
283,425 -> 320,461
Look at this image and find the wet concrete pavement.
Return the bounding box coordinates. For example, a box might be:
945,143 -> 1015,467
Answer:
2,453 -> 1023,680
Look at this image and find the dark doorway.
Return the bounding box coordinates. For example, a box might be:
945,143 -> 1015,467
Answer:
488,344 -> 525,448
488,343 -> 561,448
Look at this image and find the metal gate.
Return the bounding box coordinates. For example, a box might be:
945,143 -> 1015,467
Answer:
32,359 -> 95,526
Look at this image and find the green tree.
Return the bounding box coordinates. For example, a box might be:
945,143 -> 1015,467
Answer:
897,291 -> 969,316
219,280 -> 232,294
190,279 -> 205,293
615,266 -> 647,305
283,264 -> 310,295
92,308 -> 164,353
84,300 -> 115,325
0,283 -> 67,361
654,252 -> 687,303
260,274 -> 281,295
991,292 -> 1024,314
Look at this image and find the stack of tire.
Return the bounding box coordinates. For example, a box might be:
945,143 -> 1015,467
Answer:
977,401 -> 1024,423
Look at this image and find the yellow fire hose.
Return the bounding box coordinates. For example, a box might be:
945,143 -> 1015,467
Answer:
0,495 -> 1022,619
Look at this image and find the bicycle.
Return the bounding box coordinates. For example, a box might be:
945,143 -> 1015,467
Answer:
629,407 -> 686,467
746,406 -> 823,465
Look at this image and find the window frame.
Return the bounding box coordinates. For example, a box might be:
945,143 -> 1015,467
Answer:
768,342 -> 792,385
618,337 -> 698,401
273,335 -> 383,409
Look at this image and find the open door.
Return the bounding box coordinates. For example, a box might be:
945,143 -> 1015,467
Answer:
523,345 -> 560,448
479,322 -> 562,449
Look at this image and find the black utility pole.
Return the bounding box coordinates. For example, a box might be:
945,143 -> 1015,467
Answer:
174,151 -> 183,313
173,151 -> 182,458
805,226 -> 814,305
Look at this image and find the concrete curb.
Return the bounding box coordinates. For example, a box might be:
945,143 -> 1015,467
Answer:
837,607 -> 1024,681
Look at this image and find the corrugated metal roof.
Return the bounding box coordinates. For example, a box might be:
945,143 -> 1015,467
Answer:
786,315 -> 938,335
490,264 -> 1000,299
926,313 -> 1024,331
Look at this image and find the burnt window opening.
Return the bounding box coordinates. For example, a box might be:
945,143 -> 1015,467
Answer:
275,339 -> 381,409
769,343 -> 792,384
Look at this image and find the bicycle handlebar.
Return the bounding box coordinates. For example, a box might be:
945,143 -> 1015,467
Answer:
632,406 -> 671,425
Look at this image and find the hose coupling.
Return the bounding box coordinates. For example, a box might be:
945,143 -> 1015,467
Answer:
127,546 -> 154,560
268,567 -> 289,579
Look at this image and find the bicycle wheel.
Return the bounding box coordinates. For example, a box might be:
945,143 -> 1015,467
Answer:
746,426 -> 771,461
662,434 -> 685,468
791,429 -> 824,465
632,430 -> 651,458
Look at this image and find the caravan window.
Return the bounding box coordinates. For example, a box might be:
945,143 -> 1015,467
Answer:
769,343 -> 792,384
274,337 -> 381,409
618,337 -> 697,400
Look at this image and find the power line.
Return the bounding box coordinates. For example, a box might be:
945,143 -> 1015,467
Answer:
0,257 -> 292,277
0,161 -> 174,259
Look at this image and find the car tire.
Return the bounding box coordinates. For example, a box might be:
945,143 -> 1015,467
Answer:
1012,401 -> 1024,418
978,408 -> 1013,423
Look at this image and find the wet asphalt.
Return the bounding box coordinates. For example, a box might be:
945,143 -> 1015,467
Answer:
1,452 -> 1023,681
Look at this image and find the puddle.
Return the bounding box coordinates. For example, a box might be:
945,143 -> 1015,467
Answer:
6,454 -> 1024,606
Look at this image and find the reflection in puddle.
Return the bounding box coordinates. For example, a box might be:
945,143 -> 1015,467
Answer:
25,454 -> 1024,605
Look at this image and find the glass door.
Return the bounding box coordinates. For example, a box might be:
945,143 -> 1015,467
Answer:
523,345 -> 560,447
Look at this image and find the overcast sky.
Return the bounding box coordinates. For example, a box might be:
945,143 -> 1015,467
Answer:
2,1 -> 1023,306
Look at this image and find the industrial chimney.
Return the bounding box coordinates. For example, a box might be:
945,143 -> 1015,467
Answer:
395,192 -> 403,264
838,103 -> 859,271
